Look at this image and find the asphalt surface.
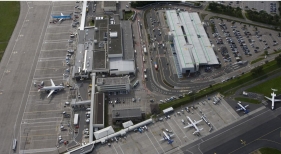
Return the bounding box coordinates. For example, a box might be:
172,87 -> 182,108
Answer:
180,107 -> 281,154
0,2 -> 52,154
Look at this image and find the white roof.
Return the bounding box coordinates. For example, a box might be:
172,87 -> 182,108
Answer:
110,31 -> 118,38
166,10 -> 219,69
122,120 -> 134,128
166,10 -> 194,69
93,126 -> 115,140
189,12 -> 219,65
163,107 -> 174,114
180,12 -> 207,64
80,0 -> 87,30
109,58 -> 135,72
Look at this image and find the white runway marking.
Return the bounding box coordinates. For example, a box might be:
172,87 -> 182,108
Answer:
19,147 -> 57,154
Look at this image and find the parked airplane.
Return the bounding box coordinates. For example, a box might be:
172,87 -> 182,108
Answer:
160,131 -> 174,144
52,13 -> 71,23
265,89 -> 281,110
236,101 -> 249,114
184,116 -> 203,134
38,79 -> 64,98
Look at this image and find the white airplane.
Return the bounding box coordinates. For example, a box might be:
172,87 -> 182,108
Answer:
236,101 -> 249,114
184,116 -> 203,134
265,89 -> 281,110
159,131 -> 174,144
38,79 -> 64,98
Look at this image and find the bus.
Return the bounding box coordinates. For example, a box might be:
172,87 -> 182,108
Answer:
74,114 -> 79,126
12,139 -> 17,151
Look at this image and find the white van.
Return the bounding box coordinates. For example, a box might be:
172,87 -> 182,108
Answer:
143,57 -> 145,62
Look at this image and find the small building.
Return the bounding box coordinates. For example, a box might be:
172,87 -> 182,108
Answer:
93,126 -> 115,140
163,107 -> 174,114
122,120 -> 134,129
102,1 -> 116,12
96,76 -> 130,92
112,108 -> 144,123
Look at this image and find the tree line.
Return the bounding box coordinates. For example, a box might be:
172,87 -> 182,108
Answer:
208,2 -> 243,18
246,10 -> 280,26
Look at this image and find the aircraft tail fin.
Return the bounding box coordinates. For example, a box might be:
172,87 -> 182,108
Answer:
244,110 -> 249,114
168,140 -> 173,144
37,85 -> 43,91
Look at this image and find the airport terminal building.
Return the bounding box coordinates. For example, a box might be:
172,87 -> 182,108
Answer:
166,10 -> 219,74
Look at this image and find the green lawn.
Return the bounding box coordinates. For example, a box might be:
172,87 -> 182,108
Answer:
0,2 -> 20,61
124,10 -> 134,20
259,147 -> 281,154
247,75 -> 281,96
234,97 -> 261,104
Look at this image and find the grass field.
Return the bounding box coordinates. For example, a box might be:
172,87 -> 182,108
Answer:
0,2 -> 20,62
124,10 -> 134,20
259,147 -> 281,154
234,97 -> 261,104
247,75 -> 281,96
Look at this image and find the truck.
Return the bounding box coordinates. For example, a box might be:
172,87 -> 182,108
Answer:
154,62 -> 158,70
143,47 -> 147,54
74,114 -> 79,126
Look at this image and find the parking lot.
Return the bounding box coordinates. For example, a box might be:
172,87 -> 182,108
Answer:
19,2 -> 79,153
219,1 -> 279,15
207,17 -> 281,69
94,94 -> 241,154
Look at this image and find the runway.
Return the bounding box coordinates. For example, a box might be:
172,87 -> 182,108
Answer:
181,107 -> 281,154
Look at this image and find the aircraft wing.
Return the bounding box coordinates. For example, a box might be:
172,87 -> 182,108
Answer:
236,108 -> 243,111
244,105 -> 249,108
47,90 -> 55,98
275,99 -> 281,101
50,79 -> 55,87
61,13 -> 64,16
169,134 -> 174,138
265,96 -> 272,101
193,120 -> 202,125
183,124 -> 193,129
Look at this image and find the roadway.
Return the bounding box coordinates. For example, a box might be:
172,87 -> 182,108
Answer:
0,2 -> 52,154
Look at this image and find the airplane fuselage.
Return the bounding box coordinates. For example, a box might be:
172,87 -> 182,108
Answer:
271,92 -> 277,110
187,117 -> 199,131
238,103 -> 246,111
40,86 -> 64,91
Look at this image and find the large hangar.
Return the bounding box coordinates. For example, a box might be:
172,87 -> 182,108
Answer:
166,10 -> 219,74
